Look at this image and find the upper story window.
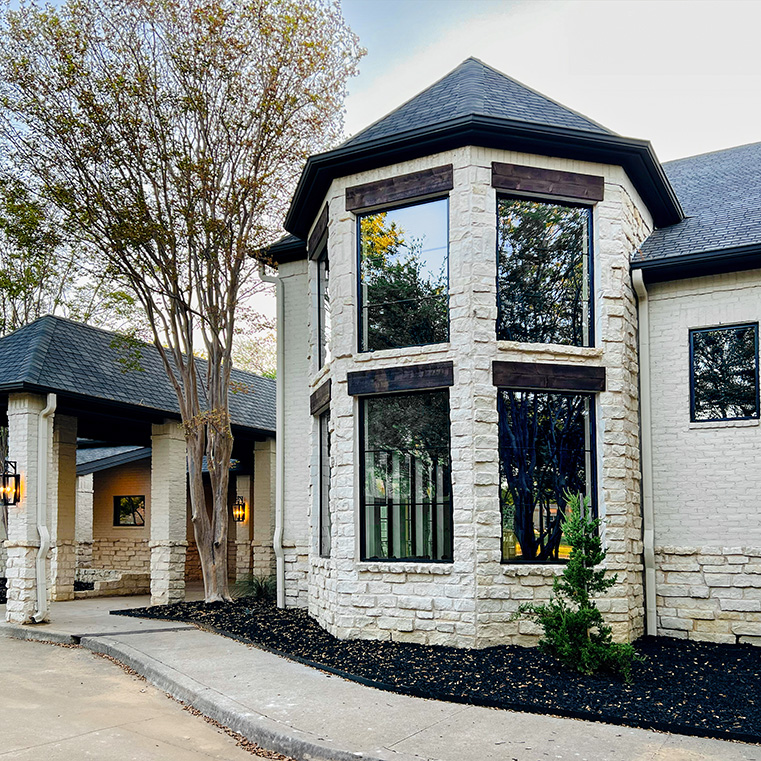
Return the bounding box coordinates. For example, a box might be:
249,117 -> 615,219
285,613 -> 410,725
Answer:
496,198 -> 592,347
358,198 -> 449,352
690,323 -> 759,422
317,251 -> 331,367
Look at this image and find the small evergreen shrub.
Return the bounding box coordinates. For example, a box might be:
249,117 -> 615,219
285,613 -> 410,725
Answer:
231,573 -> 276,601
514,494 -> 641,682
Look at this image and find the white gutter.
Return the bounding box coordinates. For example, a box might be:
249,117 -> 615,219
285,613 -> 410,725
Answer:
33,393 -> 56,623
632,270 -> 656,636
259,263 -> 285,608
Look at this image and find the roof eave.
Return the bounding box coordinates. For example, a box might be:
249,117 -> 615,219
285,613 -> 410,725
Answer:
632,243 -> 761,283
284,115 -> 684,240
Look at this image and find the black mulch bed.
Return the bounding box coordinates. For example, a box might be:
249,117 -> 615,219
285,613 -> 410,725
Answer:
114,598 -> 761,745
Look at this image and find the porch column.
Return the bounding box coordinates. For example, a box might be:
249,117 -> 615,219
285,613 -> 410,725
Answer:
233,474 -> 252,582
149,420 -> 187,605
5,393 -> 47,624
252,438 -> 276,576
75,474 -> 94,568
49,415 -> 77,601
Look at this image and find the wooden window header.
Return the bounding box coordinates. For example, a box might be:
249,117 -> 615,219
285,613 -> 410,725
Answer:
348,361 -> 454,396
491,162 -> 604,203
345,165 -> 454,213
492,361 -> 605,393
307,203 -> 329,259
310,379 -> 332,415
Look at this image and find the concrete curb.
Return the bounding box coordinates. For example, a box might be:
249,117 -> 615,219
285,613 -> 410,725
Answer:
0,622 -> 77,645
79,634 -> 388,761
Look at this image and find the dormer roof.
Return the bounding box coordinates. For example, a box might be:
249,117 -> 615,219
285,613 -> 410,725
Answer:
282,58 -> 683,243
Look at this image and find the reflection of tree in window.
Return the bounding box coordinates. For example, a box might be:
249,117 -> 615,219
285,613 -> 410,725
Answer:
114,495 -> 146,526
691,325 -> 759,421
361,391 -> 452,561
497,199 -> 590,346
498,391 -> 592,562
359,199 -> 448,352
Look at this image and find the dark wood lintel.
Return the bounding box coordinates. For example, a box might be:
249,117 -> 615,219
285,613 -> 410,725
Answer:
310,378 -> 332,415
492,360 -> 605,393
492,162 -> 604,203
345,165 -> 454,212
348,361 -> 454,396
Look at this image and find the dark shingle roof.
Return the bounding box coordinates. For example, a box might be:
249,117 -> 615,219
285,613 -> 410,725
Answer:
0,316 -> 275,434
343,58 -> 613,149
76,445 -> 151,475
635,142 -> 761,265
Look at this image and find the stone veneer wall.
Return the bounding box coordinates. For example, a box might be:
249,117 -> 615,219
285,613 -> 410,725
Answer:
648,269 -> 761,643
91,538 -> 151,570
294,145 -> 654,647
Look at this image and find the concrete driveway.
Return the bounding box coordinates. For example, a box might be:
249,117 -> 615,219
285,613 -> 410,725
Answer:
0,636 -> 273,760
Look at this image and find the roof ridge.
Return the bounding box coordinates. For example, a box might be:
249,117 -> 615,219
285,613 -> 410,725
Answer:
664,140 -> 761,166
24,314 -> 59,385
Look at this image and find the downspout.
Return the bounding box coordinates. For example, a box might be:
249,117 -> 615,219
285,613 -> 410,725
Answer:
259,263 -> 285,608
33,393 -> 56,623
632,270 -> 656,636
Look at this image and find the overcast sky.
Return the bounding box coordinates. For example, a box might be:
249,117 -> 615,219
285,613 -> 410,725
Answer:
340,0 -> 761,162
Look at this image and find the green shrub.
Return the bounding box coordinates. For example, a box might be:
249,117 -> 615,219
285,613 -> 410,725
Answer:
514,494 -> 641,682
231,573 -> 276,601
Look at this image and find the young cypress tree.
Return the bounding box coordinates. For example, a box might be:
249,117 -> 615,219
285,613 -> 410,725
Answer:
516,493 -> 641,682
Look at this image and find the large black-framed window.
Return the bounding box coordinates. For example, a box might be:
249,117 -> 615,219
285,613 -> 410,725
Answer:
497,390 -> 595,563
690,323 -> 759,422
358,197 -> 449,352
113,495 -> 146,527
319,410 -> 331,557
317,250 -> 331,368
496,197 -> 592,347
360,390 -> 453,561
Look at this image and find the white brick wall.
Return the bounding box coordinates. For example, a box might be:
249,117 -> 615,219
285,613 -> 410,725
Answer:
647,269 -> 761,642
649,269 -> 761,548
281,145 -> 654,647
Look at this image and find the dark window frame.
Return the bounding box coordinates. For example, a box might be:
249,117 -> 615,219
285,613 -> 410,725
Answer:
689,323 -> 760,423
113,495 -> 146,527
356,196 -> 450,354
358,389 -> 454,563
318,410 -> 331,557
316,245 -> 330,368
495,194 -> 595,348
496,388 -> 598,565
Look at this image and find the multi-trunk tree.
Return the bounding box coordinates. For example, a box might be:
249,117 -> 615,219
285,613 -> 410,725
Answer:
0,0 -> 363,601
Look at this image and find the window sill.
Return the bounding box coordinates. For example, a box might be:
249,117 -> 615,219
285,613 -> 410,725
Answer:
353,343 -> 451,363
501,564 -> 565,578
689,418 -> 760,430
310,363 -> 331,388
358,561 -> 453,575
496,341 -> 603,361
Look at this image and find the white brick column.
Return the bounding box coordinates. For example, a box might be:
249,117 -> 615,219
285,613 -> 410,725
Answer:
233,474 -> 252,582
5,393 -> 47,624
49,415 -> 77,601
150,420 -> 187,605
75,474 -> 94,568
253,438 -> 276,577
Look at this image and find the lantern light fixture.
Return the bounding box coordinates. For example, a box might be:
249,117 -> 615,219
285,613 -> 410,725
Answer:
232,496 -> 247,523
2,461 -> 21,506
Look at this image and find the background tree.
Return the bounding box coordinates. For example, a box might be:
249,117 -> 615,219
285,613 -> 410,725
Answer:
0,0 -> 363,601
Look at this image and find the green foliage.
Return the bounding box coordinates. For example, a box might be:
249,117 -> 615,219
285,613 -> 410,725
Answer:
232,573 -> 276,601
515,494 -> 641,682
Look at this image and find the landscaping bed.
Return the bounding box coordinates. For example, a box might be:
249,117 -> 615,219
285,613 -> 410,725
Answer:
114,597 -> 761,745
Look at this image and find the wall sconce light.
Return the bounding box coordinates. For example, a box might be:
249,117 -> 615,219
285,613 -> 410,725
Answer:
232,496 -> 247,523
2,461 -> 21,506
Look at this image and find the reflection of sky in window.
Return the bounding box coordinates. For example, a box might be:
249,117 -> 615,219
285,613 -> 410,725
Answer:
383,199 -> 448,284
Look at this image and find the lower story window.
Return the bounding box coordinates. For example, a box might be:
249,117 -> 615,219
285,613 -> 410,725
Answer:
113,495 -> 146,526
497,390 -> 594,563
319,411 -> 331,557
360,390 -> 453,561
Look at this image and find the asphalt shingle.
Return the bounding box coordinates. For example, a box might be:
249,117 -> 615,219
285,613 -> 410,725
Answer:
0,316 -> 275,434
342,57 -> 613,150
635,142 -> 761,263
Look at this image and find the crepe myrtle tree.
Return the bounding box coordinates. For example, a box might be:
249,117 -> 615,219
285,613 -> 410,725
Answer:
0,0 -> 363,601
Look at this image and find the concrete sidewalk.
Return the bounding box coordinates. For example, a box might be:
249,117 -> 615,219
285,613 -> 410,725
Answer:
2,595 -> 759,761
